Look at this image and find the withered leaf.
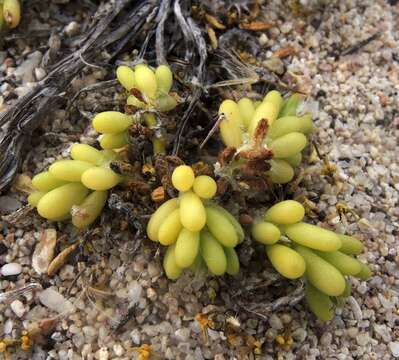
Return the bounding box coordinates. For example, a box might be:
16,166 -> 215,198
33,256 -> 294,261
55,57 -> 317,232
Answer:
47,242 -> 79,277
32,229 -> 57,275
272,46 -> 297,58
206,25 -> 218,50
191,162 -> 213,177
87,286 -> 114,298
130,88 -> 146,103
218,147 -> 237,167
12,174 -> 34,194
252,119 -> 269,147
239,21 -> 274,31
205,13 -> 226,30
151,186 -> 165,203
239,213 -> 253,226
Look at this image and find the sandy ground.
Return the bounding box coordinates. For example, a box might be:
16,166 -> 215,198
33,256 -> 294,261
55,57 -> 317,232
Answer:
0,0 -> 398,359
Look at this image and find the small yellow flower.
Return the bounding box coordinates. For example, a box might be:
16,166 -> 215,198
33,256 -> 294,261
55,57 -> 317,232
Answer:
0,341 -> 7,353
275,335 -> 285,345
20,334 -> 32,351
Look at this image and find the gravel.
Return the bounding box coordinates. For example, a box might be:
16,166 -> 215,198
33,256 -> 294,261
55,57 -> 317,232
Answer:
13,51 -> 43,83
0,196 -> 22,214
10,299 -> 26,318
1,262 -> 22,276
0,0 -> 398,359
38,288 -> 74,314
390,342 -> 399,358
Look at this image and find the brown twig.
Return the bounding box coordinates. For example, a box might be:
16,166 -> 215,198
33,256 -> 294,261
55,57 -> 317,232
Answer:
340,32 -> 381,56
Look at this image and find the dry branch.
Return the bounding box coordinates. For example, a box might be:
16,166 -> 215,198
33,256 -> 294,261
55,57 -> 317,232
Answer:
0,0 -> 156,191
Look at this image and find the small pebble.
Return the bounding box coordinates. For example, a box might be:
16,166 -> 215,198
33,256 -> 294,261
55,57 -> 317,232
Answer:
320,332 -> 332,347
389,342 -> 399,357
113,344 -> 124,356
1,263 -> 22,276
83,326 -> 97,338
0,196 -> 22,214
64,21 -> 80,37
4,319 -> 13,334
347,327 -> 359,338
280,22 -> 292,34
356,333 -> 370,346
258,33 -> 269,46
373,324 -> 391,343
292,328 -> 307,343
32,347 -> 47,360
10,299 -> 26,318
269,314 -> 283,330
13,51 -> 43,83
35,67 -> 47,81
97,347 -> 109,360
59,265 -> 75,280
214,355 -> 225,360
175,328 -> 190,342
39,288 -> 74,314
128,281 -> 142,304
130,329 -> 141,344
281,313 -> 292,324
262,57 -> 285,75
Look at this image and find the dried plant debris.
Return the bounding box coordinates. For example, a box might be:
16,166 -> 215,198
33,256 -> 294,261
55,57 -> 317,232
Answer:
31,229 -> 57,274
0,0 -> 157,191
213,90 -> 312,194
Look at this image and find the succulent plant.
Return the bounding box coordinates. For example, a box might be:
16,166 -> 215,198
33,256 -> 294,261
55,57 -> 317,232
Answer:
93,64 -> 178,154
147,165 -> 244,279
217,91 -> 312,185
0,0 -> 21,31
26,60 -> 371,323
29,145 -> 121,228
251,200 -> 370,321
